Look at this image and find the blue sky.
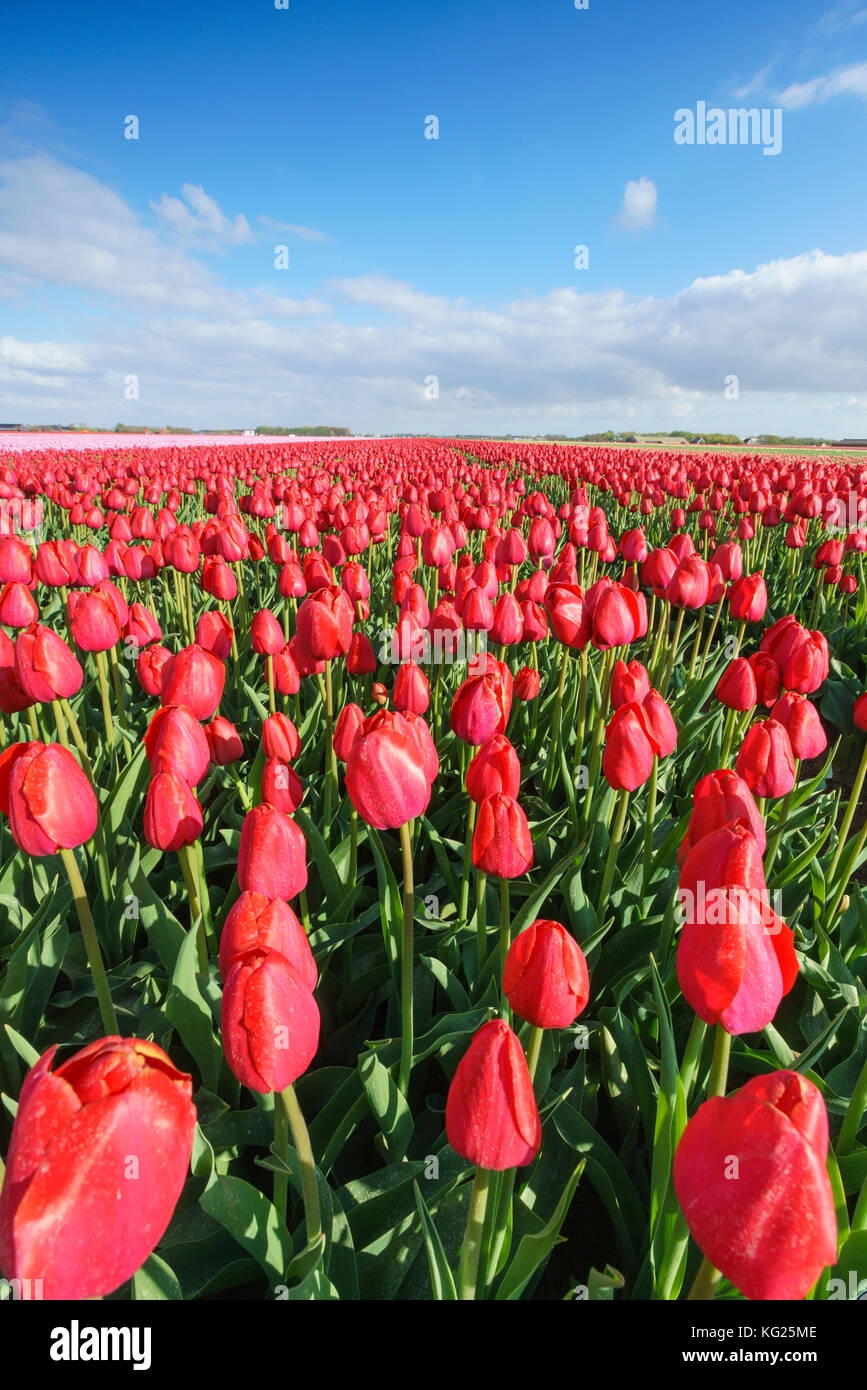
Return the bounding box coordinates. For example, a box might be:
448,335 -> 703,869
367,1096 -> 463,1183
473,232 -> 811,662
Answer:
1,0 -> 867,434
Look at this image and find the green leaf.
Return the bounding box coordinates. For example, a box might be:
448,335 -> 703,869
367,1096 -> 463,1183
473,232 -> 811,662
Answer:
131,1253 -> 183,1301
199,1174 -> 294,1286
495,1161 -> 585,1299
412,1181 -> 458,1299
358,1050 -> 413,1160
164,926 -> 222,1091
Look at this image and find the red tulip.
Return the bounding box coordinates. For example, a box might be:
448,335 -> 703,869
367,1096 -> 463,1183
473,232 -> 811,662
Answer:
611,659 -> 650,708
679,769 -> 766,863
222,949 -> 319,1093
262,712 -> 300,762
14,624 -> 83,703
196,610 -> 234,661
503,920 -> 589,1028
143,770 -> 204,851
261,756 -> 304,813
160,643 -> 225,720
770,692 -> 827,761
673,1071 -> 837,1300
1,742 -> 97,856
393,660 -> 430,715
136,644 -> 172,697
466,733 -> 521,803
250,608 -> 284,656
0,1038 -> 195,1299
219,891 -> 316,988
602,703 -> 660,790
0,582 -> 39,629
640,688 -> 677,757
345,709 -> 433,829
206,715 -> 243,766
333,702 -> 364,762
472,793 -> 533,878
543,583 -> 591,649
748,651 -> 781,706
514,665 -> 540,701
716,657 -> 757,712
728,573 -> 768,622
237,804 -> 308,899
445,1018 -> 541,1170
450,669 -> 510,746
678,820 -> 767,917
145,705 -> 210,786
295,585 -> 353,661
677,884 -> 797,1033
735,719 -> 796,798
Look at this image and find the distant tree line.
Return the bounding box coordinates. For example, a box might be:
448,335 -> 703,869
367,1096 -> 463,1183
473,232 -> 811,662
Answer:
254,426 -> 352,437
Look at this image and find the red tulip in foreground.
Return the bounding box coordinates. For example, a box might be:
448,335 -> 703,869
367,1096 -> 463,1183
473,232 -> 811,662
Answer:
674,1071 -> 837,1299
446,1018 -> 541,1170
0,1039 -> 195,1299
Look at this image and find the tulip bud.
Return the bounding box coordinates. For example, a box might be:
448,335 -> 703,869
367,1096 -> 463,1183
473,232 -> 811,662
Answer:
222,949 -> 319,1093
143,770 -> 204,851
238,803 -> 308,899
472,793 -> 533,878
14,624 -> 83,703
206,715 -> 243,766
445,1019 -> 541,1170
1,742 -> 97,856
159,643 -> 226,721
735,719 -> 796,798
503,920 -> 589,1028
262,711 -> 300,762
219,891 -> 316,988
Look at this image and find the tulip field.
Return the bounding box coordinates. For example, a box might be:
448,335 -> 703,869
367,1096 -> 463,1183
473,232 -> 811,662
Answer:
2,434 -> 867,1306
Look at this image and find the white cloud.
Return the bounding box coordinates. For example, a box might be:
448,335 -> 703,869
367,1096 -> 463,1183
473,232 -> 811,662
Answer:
151,183 -> 253,245
258,215 -> 331,243
778,60 -> 867,107
616,177 -> 658,232
3,156 -> 867,435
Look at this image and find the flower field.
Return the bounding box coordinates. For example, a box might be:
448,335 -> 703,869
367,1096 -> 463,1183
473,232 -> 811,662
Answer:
1,435 -> 866,1304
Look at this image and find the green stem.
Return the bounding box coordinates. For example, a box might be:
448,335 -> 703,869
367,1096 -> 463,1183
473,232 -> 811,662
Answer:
475,868 -> 488,980
457,1167 -> 493,1300
94,650 -> 116,746
687,1256 -> 722,1301
526,1024 -> 544,1083
597,787 -> 629,918
707,1024 -> 731,1099
178,842 -> 209,975
659,607 -> 686,699
459,800 -> 478,923
273,1090 -> 289,1223
398,820 -> 415,1098
59,847 -> 118,1034
281,1085 -> 322,1246
641,756 -> 658,894
499,877 -> 510,1017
